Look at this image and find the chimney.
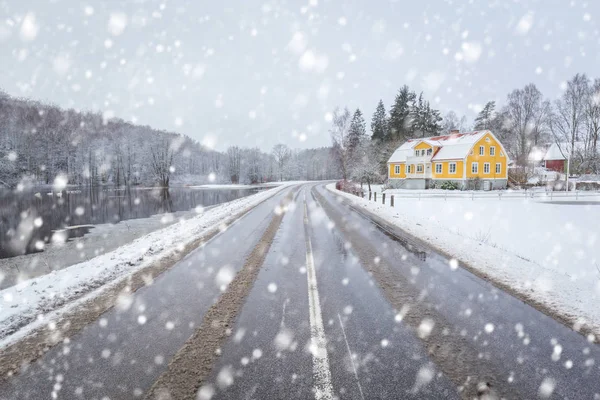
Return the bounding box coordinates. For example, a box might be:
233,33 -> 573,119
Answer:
450,129 -> 460,135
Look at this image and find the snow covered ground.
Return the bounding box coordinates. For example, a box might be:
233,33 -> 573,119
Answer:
329,183 -> 600,338
0,184 -> 289,347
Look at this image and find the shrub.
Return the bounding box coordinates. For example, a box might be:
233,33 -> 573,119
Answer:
440,181 -> 459,190
335,180 -> 364,196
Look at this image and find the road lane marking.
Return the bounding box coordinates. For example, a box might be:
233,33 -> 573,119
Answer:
337,313 -> 366,400
303,193 -> 335,400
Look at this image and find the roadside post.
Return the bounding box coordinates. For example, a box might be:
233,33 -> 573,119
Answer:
369,191 -> 372,201
382,193 -> 386,204
374,192 -> 377,202
390,195 -> 394,207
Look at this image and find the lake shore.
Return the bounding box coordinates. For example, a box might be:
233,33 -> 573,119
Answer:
0,208 -> 204,290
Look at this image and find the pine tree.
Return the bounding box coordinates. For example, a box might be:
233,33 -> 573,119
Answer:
389,85 -> 416,141
425,102 -> 443,136
370,100 -> 388,142
474,101 -> 496,130
347,108 -> 367,154
412,92 -> 426,137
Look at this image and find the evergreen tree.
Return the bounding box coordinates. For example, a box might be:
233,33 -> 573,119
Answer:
412,92 -> 426,137
424,101 -> 443,136
474,101 -> 496,130
389,85 -> 416,141
348,108 -> 367,154
370,100 -> 388,142
411,94 -> 442,138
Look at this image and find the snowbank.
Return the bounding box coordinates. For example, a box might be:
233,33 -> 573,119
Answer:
328,183 -> 600,337
0,185 -> 289,346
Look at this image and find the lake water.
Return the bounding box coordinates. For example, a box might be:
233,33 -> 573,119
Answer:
0,186 -> 266,258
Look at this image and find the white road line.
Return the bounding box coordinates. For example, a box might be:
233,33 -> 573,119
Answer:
303,193 -> 335,400
337,313 -> 366,400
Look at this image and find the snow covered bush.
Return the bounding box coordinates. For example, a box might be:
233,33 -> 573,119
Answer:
440,181 -> 459,190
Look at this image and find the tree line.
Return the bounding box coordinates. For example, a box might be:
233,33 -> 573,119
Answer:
330,73 -> 600,187
0,90 -> 341,189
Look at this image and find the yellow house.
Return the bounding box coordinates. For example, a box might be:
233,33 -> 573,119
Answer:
387,130 -> 509,190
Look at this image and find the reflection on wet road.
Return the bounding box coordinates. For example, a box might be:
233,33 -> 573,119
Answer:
1,183 -> 599,399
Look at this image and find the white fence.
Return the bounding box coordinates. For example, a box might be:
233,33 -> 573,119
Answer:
362,189 -> 600,202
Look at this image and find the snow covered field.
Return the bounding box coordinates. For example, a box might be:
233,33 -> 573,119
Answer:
0,185 -> 289,346
329,184 -> 600,338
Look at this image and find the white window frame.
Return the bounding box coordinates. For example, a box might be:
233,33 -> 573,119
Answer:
479,146 -> 484,156
490,146 -> 495,156
394,165 -> 400,174
496,163 -> 501,174
472,162 -> 478,174
406,164 -> 410,174
435,163 -> 442,174
484,162 -> 490,174
485,137 -> 490,142
416,164 -> 424,173
427,148 -> 432,156
449,162 -> 457,174
421,149 -> 426,156
500,151 -> 504,157
415,150 -> 419,156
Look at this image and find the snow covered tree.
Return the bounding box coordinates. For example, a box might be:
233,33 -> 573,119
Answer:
329,107 -> 353,180
474,101 -> 496,130
347,109 -> 367,157
502,83 -> 550,166
351,139 -> 382,191
149,140 -> 174,187
272,144 -> 291,181
370,100 -> 388,142
412,94 -> 442,137
389,85 -> 416,141
227,146 -> 242,184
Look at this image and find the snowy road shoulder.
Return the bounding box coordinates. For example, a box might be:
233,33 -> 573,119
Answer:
327,184 -> 600,340
0,184 -> 292,348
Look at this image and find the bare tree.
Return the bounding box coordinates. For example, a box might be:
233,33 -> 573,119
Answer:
329,107 -> 352,180
585,79 -> 600,156
226,146 -> 241,184
272,144 -> 291,181
150,140 -> 174,187
502,83 -> 550,166
550,74 -> 588,159
351,139 -> 382,191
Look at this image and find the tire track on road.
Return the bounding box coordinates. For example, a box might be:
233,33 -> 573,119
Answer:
312,186 -> 512,400
145,189 -> 296,400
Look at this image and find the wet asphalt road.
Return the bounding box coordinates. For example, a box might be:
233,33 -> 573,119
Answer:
1,182 -> 600,399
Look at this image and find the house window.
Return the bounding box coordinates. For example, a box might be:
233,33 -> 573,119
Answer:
496,163 -> 501,174
500,151 -> 504,157
472,162 -> 478,174
435,163 -> 442,174
484,163 -> 490,174
406,164 -> 410,174
415,150 -> 419,156
394,165 -> 400,175
479,146 -> 484,155
416,164 -> 424,173
421,149 -> 426,156
427,148 -> 432,156
449,163 -> 456,174
485,137 -> 490,142
490,146 -> 495,156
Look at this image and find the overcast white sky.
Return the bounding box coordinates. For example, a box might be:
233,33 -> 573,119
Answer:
1,0 -> 599,151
